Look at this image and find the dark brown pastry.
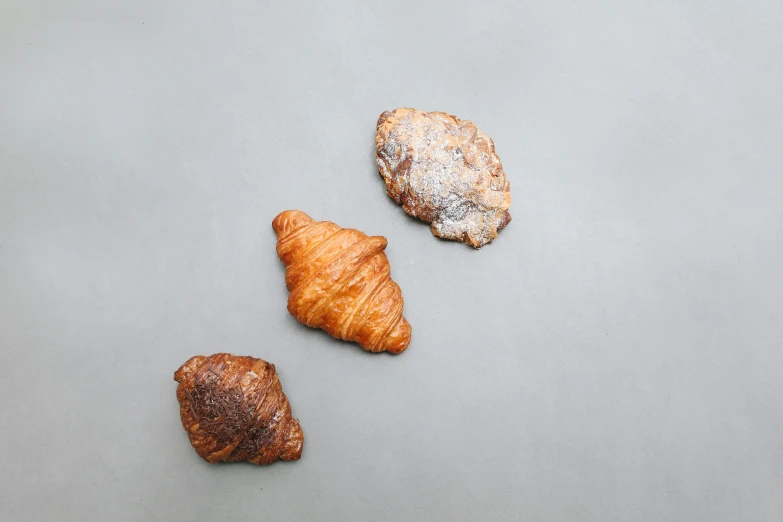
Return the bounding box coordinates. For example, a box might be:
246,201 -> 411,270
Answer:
375,107 -> 511,248
174,353 -> 303,465
273,210 -> 411,354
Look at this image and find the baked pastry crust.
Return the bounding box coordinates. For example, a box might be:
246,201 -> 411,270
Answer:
174,353 -> 303,465
273,210 -> 411,354
376,107 -> 511,248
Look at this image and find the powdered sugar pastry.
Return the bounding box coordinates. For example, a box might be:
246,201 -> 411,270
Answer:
375,108 -> 511,248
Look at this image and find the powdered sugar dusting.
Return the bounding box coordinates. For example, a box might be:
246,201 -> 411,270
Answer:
375,108 -> 511,248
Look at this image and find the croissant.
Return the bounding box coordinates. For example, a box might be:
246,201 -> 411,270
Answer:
174,353 -> 303,465
376,107 -> 511,248
272,210 -> 412,354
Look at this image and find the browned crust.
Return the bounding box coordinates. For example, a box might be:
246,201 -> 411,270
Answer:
174,353 -> 303,465
272,210 -> 411,354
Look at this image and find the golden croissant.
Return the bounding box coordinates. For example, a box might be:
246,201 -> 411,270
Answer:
272,210 -> 411,354
174,353 -> 304,465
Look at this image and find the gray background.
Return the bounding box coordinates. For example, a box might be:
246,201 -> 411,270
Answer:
1,0 -> 782,520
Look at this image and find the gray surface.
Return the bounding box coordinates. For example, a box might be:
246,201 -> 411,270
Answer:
1,1 -> 782,520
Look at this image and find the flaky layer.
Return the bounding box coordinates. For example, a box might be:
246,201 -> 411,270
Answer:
273,210 -> 411,354
174,353 -> 303,465
376,108 -> 511,248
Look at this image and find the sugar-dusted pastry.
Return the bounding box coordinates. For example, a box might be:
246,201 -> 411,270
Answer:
174,353 -> 303,465
272,210 -> 411,354
375,107 -> 512,248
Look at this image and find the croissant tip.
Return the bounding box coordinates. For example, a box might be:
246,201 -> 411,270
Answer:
273,210 -> 313,238
390,339 -> 411,354
284,422 -> 305,460
174,355 -> 206,382
381,318 -> 412,354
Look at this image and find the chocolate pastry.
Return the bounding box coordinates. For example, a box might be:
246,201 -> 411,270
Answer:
375,107 -> 512,248
273,210 -> 411,354
174,353 -> 303,465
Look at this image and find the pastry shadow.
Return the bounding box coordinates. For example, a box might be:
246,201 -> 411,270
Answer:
284,313 -> 404,357
187,452 -> 302,470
